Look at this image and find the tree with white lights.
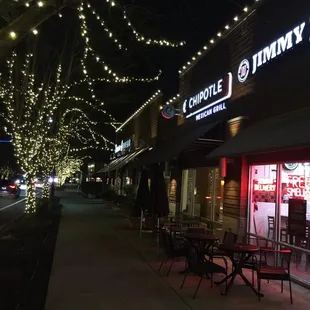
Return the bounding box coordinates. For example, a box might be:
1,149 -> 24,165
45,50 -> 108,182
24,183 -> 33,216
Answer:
55,156 -> 83,186
0,0 -> 185,59
0,47 -> 114,212
0,0 -> 187,211
0,165 -> 14,180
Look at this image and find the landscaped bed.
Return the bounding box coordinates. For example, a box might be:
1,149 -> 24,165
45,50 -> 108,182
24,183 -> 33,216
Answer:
0,197 -> 62,310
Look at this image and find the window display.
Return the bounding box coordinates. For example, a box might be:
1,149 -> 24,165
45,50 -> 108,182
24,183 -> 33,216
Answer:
249,165 -> 277,239
248,163 -> 310,284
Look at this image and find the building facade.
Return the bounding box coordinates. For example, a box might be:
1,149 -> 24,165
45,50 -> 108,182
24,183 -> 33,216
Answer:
100,91 -> 163,194
138,0 -> 310,286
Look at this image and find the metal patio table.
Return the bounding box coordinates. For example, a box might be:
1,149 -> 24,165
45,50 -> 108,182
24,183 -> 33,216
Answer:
214,242 -> 262,297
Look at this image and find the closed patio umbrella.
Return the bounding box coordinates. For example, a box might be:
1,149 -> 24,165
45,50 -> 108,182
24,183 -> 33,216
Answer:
133,169 -> 151,216
150,164 -> 169,218
150,164 -> 169,255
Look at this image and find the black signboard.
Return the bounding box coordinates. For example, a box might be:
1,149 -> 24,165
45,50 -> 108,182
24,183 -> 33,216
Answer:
288,198 -> 306,237
182,72 -> 232,121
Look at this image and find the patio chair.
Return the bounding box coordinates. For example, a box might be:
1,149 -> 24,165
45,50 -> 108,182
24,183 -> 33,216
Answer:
180,243 -> 228,299
257,248 -> 293,304
207,230 -> 237,258
158,231 -> 188,276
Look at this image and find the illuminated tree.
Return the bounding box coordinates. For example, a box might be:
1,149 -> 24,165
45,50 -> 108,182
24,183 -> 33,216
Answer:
0,48 -> 114,212
55,155 -> 83,186
0,165 -> 14,179
0,1 -> 185,59
0,0 -> 187,211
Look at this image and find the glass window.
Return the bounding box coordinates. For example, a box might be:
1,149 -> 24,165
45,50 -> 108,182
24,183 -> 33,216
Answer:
280,163 -> 310,243
181,167 -> 224,227
248,163 -> 310,285
249,164 -> 277,241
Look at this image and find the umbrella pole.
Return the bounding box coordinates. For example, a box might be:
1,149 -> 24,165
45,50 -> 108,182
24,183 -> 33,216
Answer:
156,216 -> 160,259
140,210 -> 144,238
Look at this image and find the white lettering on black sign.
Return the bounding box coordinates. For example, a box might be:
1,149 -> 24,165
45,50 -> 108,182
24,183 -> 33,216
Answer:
183,72 -> 232,119
238,21 -> 306,82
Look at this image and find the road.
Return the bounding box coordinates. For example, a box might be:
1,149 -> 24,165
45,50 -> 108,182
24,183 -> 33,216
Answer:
0,189 -> 42,228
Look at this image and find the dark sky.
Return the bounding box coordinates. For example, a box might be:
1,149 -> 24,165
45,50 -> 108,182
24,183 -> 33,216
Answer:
69,0 -> 250,121
0,0 -> 250,166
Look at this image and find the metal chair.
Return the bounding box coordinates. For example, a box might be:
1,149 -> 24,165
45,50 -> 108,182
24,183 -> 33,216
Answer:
180,243 -> 228,299
158,231 -> 187,276
257,248 -> 293,304
208,230 -> 238,258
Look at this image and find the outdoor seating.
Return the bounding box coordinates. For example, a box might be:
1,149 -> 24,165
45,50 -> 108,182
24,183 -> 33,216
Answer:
158,231 -> 188,276
208,230 -> 237,264
214,243 -> 261,296
180,243 -> 227,299
187,227 -> 206,234
257,248 -> 293,304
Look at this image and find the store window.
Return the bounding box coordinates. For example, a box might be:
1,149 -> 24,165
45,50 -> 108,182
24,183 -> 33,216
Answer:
249,164 -> 277,239
280,163 -> 310,245
248,163 -> 310,285
181,167 -> 223,225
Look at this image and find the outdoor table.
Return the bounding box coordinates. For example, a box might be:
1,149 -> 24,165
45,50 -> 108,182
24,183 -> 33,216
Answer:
186,233 -> 219,260
182,233 -> 219,278
214,242 -> 261,296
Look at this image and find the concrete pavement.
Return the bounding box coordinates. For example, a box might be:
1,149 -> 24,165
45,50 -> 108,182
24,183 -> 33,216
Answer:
45,192 -> 310,310
44,193 -> 191,310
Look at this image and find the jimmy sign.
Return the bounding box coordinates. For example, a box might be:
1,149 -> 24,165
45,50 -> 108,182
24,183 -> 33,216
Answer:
183,72 -> 232,121
238,21 -> 306,82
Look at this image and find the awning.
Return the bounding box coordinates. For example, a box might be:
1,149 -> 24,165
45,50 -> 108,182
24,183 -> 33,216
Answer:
208,106 -> 310,158
137,121 -> 218,166
97,147 -> 149,173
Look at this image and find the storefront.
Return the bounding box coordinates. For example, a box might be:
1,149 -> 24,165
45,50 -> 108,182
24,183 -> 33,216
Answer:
141,0 -> 310,286
98,137 -> 148,194
180,167 -> 224,229
200,0 -> 310,286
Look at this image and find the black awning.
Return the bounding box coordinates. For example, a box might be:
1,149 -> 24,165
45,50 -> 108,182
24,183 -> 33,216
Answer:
208,106 -> 310,158
113,147 -> 149,171
138,121 -> 218,166
97,155 -> 127,173
97,147 -> 150,173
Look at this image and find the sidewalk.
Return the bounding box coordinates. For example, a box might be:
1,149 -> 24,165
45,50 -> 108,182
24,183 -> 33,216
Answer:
45,193 -> 310,310
44,193 -> 191,310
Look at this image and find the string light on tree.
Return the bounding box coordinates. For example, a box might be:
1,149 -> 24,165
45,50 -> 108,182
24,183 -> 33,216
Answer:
106,0 -> 186,47
9,31 -> 17,39
85,2 -> 127,51
78,3 -> 161,83
0,51 -> 116,211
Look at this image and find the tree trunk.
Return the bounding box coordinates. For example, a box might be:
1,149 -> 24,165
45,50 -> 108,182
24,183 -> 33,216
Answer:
42,180 -> 50,199
25,174 -> 36,213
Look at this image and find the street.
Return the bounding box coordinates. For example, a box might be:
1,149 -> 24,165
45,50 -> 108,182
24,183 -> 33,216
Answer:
0,189 -> 42,228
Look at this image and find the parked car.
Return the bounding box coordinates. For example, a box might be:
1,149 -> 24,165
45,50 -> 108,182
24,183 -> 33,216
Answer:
0,179 -> 21,198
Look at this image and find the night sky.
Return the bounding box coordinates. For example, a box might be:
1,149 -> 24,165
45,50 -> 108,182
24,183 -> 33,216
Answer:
0,0 -> 250,167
